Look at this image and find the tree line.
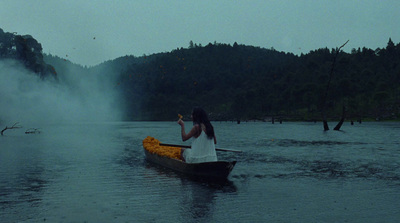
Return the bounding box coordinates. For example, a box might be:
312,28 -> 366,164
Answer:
109,40 -> 399,121
2,27 -> 399,122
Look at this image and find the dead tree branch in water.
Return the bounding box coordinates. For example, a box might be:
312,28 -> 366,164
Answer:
321,40 -> 349,131
1,122 -> 23,136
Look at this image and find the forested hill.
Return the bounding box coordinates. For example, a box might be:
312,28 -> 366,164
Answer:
113,43 -> 298,120
29,36 -> 400,121
3,26 -> 399,122
97,40 -> 399,121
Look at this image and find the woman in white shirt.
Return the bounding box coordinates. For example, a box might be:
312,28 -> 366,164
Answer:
177,107 -> 217,163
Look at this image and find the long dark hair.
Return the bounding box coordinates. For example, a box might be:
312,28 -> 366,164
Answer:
192,107 -> 215,139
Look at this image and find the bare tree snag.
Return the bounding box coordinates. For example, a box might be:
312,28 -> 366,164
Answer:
334,105 -> 346,130
321,40 -> 349,131
322,113 -> 329,131
1,122 -> 23,136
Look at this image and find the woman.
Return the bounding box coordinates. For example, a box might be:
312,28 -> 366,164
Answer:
177,107 -> 217,163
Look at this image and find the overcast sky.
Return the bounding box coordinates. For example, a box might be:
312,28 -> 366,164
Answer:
1,0 -> 399,66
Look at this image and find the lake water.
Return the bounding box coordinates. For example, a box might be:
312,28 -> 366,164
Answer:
1,121 -> 399,222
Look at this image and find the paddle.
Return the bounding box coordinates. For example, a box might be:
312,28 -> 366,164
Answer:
159,143 -> 242,153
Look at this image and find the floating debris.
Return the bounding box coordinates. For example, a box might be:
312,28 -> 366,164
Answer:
25,128 -> 41,134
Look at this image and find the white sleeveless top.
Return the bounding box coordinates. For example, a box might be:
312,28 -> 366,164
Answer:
183,130 -> 218,163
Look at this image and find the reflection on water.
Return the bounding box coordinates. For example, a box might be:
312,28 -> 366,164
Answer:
180,179 -> 215,222
1,122 -> 400,222
144,162 -> 237,223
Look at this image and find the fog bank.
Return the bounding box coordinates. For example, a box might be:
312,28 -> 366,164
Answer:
0,60 -> 123,125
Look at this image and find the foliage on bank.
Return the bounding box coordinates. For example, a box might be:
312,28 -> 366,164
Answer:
0,28 -> 57,79
112,40 -> 400,121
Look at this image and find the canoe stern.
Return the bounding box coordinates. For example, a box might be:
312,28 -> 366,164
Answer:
144,149 -> 236,179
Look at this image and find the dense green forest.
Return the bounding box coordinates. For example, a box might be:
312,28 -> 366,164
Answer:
2,27 -> 399,121
100,40 -> 400,121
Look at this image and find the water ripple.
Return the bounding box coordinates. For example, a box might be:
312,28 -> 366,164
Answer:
1,122 -> 400,222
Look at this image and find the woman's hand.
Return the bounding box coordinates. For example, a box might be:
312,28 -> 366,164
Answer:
178,119 -> 184,126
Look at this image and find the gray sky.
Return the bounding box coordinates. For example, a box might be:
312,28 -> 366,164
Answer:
1,0 -> 399,66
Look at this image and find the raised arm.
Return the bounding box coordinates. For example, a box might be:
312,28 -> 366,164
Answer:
178,120 -> 200,141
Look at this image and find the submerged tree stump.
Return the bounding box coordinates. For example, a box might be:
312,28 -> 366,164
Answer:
334,105 -> 346,131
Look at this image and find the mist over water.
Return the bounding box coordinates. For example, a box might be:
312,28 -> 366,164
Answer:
0,60 -> 123,125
